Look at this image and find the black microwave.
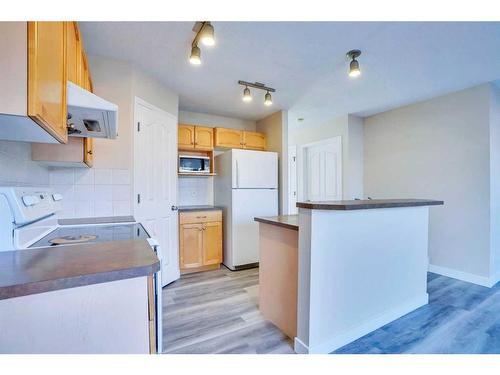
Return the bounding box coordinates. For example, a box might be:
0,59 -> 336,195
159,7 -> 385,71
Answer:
179,155 -> 210,173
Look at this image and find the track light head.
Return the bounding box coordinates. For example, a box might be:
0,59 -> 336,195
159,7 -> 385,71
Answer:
189,45 -> 201,65
264,91 -> 273,106
347,49 -> 361,78
242,86 -> 252,102
200,22 -> 215,46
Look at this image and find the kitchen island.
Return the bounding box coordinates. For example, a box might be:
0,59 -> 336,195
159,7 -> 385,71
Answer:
0,238 -> 159,354
294,199 -> 443,354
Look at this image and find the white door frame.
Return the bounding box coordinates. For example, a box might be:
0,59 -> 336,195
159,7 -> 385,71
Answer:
288,145 -> 298,214
133,96 -> 179,285
300,136 -> 342,202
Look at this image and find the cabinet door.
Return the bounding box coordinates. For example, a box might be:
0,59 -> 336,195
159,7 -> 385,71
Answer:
80,51 -> 93,91
180,223 -> 203,270
83,138 -> 93,167
27,21 -> 68,144
203,221 -> 222,266
178,124 -> 195,149
214,128 -> 243,148
243,131 -> 266,150
194,126 -> 214,150
66,22 -> 81,85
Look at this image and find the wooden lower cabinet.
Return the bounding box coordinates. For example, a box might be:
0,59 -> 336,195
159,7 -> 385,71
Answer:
179,210 -> 223,273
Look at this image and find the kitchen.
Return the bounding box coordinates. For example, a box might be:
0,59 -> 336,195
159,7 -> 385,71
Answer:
0,15 -> 500,364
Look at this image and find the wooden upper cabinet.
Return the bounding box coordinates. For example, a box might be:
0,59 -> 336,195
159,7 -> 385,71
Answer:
194,126 -> 214,150
83,138 -> 94,167
214,127 -> 243,148
203,221 -> 222,266
27,21 -> 68,144
243,131 -> 266,150
66,22 -> 81,86
178,124 -> 195,149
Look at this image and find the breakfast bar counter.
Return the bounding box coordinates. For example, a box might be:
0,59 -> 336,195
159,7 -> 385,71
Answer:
294,198 -> 443,354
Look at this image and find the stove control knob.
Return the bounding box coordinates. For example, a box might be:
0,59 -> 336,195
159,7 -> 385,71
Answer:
22,195 -> 40,207
52,193 -> 63,201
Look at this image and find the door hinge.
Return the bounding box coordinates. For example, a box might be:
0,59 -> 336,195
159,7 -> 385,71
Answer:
137,194 -> 141,204
137,122 -> 141,132
293,156 -> 296,162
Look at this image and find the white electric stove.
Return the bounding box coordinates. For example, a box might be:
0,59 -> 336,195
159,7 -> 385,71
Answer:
0,186 -> 163,353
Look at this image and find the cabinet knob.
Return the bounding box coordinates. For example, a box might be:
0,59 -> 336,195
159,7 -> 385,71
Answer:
87,150 -> 93,155
171,205 -> 179,211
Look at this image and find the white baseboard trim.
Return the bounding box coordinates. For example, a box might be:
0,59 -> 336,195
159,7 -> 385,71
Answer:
293,337 -> 309,354
294,294 -> 428,354
428,264 -> 493,287
490,270 -> 500,287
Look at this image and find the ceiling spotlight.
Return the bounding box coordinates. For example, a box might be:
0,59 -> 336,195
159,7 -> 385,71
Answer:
200,22 -> 215,46
189,44 -> 201,65
264,91 -> 273,106
347,49 -> 361,78
242,86 -> 252,102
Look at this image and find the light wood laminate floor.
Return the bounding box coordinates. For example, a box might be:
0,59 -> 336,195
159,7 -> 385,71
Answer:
162,266 -> 294,354
164,268 -> 500,354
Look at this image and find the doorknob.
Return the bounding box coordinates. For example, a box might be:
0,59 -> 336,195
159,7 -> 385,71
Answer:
171,205 -> 179,211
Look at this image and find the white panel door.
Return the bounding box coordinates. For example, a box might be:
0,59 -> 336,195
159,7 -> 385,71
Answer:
305,136 -> 342,201
230,188 -> 278,267
232,149 -> 278,189
133,98 -> 179,287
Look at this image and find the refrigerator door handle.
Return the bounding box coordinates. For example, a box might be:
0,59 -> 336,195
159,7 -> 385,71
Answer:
235,159 -> 240,188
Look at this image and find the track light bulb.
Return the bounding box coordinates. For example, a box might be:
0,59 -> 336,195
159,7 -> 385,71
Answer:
189,45 -> 201,65
264,91 -> 273,106
347,49 -> 362,78
243,87 -> 252,102
200,22 -> 215,46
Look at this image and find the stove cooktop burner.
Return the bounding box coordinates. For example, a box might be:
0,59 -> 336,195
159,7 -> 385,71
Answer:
49,235 -> 98,245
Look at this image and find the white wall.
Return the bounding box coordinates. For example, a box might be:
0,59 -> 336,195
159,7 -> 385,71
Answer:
50,55 -> 179,219
289,114 -> 364,201
0,140 -> 49,186
490,84 -> 500,282
178,111 -> 256,206
256,110 -> 288,214
364,84 -> 493,283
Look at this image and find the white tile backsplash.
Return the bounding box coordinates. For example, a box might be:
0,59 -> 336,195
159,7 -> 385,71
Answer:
50,167 -> 132,219
178,176 -> 214,206
94,169 -> 113,185
112,169 -> 130,185
0,140 -> 50,186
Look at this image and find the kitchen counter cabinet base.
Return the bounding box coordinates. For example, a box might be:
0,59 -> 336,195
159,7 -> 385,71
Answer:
259,222 -> 298,339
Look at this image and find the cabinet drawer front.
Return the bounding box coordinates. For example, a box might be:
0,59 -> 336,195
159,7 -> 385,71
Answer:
180,210 -> 222,224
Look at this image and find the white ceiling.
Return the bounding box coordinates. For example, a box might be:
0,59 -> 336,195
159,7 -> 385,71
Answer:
80,22 -> 500,127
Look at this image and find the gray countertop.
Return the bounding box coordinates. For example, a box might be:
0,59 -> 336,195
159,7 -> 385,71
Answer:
297,199 -> 444,210
254,215 -> 299,231
0,239 -> 159,300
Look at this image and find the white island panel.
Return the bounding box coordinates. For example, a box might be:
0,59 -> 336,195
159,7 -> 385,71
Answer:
295,206 -> 430,354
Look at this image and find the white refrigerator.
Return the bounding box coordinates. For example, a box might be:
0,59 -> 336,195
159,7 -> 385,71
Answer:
215,149 -> 278,270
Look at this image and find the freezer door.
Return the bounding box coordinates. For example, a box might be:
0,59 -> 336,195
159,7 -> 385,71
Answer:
232,149 -> 278,189
231,188 -> 278,267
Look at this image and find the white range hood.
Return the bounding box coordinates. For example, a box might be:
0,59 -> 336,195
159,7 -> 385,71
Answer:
66,82 -> 118,139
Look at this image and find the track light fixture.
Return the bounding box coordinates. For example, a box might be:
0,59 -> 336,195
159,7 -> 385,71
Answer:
189,44 -> 201,65
238,81 -> 276,106
242,86 -> 252,102
347,49 -> 362,78
264,91 -> 272,106
189,22 -> 215,65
